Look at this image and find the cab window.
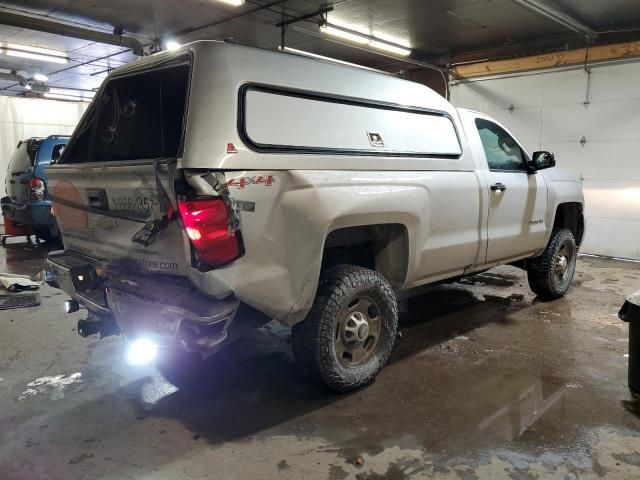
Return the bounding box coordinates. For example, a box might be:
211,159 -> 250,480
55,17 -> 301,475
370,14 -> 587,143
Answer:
475,118 -> 526,171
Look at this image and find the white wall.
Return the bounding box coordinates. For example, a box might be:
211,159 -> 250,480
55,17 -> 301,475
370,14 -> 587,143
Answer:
451,60 -> 640,260
0,96 -> 88,198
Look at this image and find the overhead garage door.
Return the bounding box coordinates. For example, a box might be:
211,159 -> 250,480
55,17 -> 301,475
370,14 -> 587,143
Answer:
451,60 -> 640,260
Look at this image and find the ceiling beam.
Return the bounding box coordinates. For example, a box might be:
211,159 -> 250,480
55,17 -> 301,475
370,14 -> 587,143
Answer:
0,10 -> 144,55
451,39 -> 640,79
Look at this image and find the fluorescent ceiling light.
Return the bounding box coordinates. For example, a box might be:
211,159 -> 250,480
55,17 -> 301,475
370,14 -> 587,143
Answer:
6,50 -> 69,64
371,31 -> 411,49
44,93 -> 82,101
319,23 -> 412,57
215,0 -> 245,5
33,73 -> 48,82
165,40 -> 181,51
320,24 -> 369,45
48,87 -> 93,96
368,40 -> 411,57
46,87 -> 95,101
3,43 -> 69,64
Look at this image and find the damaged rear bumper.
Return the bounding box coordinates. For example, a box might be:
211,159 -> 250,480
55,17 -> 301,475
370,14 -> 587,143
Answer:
46,250 -> 240,354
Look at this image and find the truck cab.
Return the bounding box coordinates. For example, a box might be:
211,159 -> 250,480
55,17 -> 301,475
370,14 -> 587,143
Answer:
457,108 -> 584,268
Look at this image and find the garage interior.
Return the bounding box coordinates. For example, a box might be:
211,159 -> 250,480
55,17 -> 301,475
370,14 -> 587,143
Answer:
1,0 -> 640,478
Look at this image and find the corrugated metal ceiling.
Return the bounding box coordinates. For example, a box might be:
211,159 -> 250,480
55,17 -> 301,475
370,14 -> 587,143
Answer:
0,0 -> 639,98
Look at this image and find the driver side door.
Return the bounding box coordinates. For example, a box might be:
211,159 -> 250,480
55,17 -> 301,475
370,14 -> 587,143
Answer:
474,117 -> 549,263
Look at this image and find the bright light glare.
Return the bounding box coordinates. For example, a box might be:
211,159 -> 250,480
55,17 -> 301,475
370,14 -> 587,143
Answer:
24,84 -> 32,90
34,73 -> 48,82
126,338 -> 158,365
216,0 -> 245,5
166,40 -> 181,51
320,23 -> 412,56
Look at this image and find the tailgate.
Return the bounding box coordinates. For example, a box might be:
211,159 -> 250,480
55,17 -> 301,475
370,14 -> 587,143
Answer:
47,163 -> 190,275
46,56 -> 193,275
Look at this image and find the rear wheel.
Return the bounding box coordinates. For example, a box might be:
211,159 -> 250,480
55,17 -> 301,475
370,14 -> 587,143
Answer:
527,228 -> 577,299
292,265 -> 398,392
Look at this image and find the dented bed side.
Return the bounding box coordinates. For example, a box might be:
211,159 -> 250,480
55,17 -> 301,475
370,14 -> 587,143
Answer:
185,168 -> 484,325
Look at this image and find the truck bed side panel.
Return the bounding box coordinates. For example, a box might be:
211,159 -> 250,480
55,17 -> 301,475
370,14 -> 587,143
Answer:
186,169 -> 483,325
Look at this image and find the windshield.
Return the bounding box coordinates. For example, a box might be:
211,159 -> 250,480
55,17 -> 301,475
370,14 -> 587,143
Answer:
63,62 -> 190,163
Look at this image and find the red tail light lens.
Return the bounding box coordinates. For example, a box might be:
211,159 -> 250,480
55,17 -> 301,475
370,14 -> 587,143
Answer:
177,197 -> 242,267
30,177 -> 46,200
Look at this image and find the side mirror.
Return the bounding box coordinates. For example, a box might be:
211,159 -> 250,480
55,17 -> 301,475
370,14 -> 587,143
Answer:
530,151 -> 556,171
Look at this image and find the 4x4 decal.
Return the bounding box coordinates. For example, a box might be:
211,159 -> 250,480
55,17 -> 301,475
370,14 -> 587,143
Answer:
227,175 -> 275,189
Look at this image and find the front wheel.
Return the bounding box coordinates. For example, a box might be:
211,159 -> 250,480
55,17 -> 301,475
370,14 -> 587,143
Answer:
526,228 -> 577,300
292,265 -> 398,392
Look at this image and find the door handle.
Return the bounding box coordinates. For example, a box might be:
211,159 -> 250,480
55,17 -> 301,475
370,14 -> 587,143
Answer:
490,182 -> 507,192
86,188 -> 109,210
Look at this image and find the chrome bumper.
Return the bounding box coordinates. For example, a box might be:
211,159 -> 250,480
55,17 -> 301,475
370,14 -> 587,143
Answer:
47,251 -> 240,353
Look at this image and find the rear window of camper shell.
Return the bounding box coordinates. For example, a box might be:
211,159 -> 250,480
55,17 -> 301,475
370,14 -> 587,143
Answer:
61,60 -> 190,164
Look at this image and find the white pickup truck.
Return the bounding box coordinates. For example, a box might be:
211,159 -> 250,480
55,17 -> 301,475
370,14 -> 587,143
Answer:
46,41 -> 584,392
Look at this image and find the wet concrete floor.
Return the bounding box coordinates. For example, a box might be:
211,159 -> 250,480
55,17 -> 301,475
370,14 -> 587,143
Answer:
0,238 -> 639,479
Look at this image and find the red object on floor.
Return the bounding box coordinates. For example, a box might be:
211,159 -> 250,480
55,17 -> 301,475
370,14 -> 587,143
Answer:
3,214 -> 33,236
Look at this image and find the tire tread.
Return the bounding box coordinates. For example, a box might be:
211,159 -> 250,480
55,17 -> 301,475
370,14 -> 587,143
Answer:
527,228 -> 576,300
292,265 -> 397,392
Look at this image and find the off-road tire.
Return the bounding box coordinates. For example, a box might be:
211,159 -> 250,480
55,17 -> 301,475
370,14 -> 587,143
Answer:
291,265 -> 398,392
527,228 -> 577,300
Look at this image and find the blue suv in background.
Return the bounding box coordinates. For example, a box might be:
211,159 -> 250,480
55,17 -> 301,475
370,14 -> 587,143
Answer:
2,135 -> 69,242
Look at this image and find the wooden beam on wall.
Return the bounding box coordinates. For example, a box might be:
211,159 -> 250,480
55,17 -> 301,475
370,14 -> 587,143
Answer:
451,40 -> 640,79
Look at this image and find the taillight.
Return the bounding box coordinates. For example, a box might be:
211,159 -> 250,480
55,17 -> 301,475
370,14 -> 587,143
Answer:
30,177 -> 45,200
177,197 -> 242,267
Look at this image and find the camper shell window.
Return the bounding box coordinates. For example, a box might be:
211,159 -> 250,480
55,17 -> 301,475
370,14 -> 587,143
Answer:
239,84 -> 462,158
62,61 -> 190,164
